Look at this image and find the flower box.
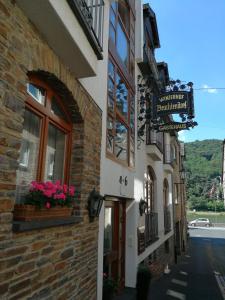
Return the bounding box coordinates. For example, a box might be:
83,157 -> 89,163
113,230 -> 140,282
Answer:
14,204 -> 73,221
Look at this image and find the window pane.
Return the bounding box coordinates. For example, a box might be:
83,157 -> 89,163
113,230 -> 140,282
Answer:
107,116 -> 114,153
116,74 -> 128,119
111,2 -> 117,12
110,8 -> 116,27
109,24 -> 116,44
117,22 -> 129,67
108,60 -> 115,80
115,120 -> 127,161
27,83 -> 45,105
108,78 -> 114,98
108,96 -> 114,114
16,110 -> 41,203
44,124 -> 66,182
118,0 -> 129,32
51,96 -> 67,121
130,107 -> 135,167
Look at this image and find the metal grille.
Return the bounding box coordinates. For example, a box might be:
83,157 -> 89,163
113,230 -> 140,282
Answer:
68,0 -> 104,57
145,211 -> 158,246
84,0 -> 104,50
146,127 -> 164,153
164,206 -> 171,233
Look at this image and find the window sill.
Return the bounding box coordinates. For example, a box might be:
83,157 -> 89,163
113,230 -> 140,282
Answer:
13,215 -> 83,232
106,152 -> 135,171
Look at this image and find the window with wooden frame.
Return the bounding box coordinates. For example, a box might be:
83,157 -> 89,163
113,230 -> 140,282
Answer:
163,179 -> 169,208
107,1 -> 135,167
174,184 -> 179,205
16,76 -> 72,203
109,1 -> 135,77
145,167 -> 155,211
106,59 -> 135,166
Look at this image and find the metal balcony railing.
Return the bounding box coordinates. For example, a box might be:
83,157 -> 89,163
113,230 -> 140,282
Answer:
137,211 -> 158,255
67,0 -> 104,59
146,127 -> 164,153
145,211 -> 158,246
164,205 -> 172,233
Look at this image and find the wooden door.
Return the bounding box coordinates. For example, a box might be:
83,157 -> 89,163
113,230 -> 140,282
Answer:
103,199 -> 126,289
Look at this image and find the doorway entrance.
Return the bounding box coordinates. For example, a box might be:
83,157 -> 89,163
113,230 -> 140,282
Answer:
103,198 -> 126,289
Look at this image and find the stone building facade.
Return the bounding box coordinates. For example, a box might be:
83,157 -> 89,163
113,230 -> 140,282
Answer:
0,1 -> 189,299
0,0 -> 102,299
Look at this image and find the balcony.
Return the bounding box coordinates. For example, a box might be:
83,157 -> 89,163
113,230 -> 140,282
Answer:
138,45 -> 159,82
137,211 -> 158,255
17,0 -> 104,78
146,127 -> 163,161
163,144 -> 174,174
67,0 -> 104,59
164,206 -> 172,234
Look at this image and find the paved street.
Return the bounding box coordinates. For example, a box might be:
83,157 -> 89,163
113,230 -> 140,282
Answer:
149,227 -> 225,300
114,227 -> 225,300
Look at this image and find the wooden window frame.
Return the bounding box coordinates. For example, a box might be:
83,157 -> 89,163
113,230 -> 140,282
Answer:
106,56 -> 134,167
163,179 -> 169,208
145,167 -> 155,211
109,1 -> 135,78
23,75 -> 72,184
107,1 -> 135,167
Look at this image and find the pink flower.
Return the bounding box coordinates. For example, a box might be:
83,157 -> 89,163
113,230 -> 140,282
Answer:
69,186 -> 75,196
58,193 -> 66,200
45,202 -> 51,209
44,181 -> 54,190
54,193 -> 66,200
43,190 -> 54,198
63,184 -> 68,193
35,183 -> 44,191
27,180 -> 76,208
55,180 -> 61,187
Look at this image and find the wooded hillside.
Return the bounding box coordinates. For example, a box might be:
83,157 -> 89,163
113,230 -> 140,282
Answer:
184,139 -> 224,211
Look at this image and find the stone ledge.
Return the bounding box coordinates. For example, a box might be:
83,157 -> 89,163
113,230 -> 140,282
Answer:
13,216 -> 83,232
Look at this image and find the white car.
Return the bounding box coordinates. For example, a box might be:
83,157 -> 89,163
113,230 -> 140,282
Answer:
189,218 -> 212,227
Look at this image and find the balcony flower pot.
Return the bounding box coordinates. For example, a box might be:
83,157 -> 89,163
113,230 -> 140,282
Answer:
14,180 -> 77,221
14,204 -> 73,221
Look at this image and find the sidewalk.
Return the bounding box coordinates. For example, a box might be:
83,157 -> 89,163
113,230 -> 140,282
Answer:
112,260 -> 181,300
113,287 -> 136,300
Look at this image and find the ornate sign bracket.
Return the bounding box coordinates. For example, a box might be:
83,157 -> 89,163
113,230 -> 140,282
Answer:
137,77 -> 198,148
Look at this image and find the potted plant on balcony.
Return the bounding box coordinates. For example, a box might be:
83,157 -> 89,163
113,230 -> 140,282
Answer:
14,180 -> 77,221
103,273 -> 118,300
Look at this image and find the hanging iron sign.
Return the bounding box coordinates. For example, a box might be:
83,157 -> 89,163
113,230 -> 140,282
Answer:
154,121 -> 198,132
154,91 -> 191,116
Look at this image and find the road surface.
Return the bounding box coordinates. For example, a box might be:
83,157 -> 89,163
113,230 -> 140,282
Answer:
149,227 -> 225,300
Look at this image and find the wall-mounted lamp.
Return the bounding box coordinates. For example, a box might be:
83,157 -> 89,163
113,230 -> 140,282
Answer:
87,188 -> 105,222
139,198 -> 148,216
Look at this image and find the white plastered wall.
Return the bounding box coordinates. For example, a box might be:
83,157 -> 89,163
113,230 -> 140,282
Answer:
78,0 -> 175,294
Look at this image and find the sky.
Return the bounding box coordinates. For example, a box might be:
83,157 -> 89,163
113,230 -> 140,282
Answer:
144,0 -> 225,143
